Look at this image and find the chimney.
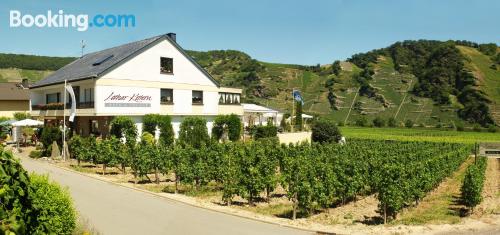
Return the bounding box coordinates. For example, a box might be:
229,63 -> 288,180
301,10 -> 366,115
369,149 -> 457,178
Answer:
21,79 -> 29,89
167,32 -> 176,42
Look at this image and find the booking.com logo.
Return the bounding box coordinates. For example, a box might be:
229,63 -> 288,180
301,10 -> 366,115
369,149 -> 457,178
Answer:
9,10 -> 135,31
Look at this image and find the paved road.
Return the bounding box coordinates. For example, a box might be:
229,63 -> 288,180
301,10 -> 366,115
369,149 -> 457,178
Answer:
19,156 -> 311,235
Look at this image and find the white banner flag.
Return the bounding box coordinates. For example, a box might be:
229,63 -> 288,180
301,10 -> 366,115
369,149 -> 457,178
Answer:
65,83 -> 76,122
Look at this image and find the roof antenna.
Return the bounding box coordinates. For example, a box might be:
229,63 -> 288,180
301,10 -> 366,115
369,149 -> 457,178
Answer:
81,40 -> 86,58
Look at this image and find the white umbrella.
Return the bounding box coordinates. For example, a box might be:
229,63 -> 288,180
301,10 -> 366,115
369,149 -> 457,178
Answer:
0,120 -> 16,126
11,119 -> 44,127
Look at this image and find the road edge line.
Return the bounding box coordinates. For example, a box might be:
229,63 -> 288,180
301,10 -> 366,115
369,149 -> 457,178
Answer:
31,158 -> 339,235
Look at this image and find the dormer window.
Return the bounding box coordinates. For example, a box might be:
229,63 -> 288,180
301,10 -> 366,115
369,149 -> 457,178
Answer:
160,57 -> 173,74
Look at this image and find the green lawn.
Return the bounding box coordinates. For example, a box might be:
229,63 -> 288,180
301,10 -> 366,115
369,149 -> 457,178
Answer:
341,127 -> 500,144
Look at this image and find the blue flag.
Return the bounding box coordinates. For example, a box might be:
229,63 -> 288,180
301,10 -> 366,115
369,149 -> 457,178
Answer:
292,90 -> 304,104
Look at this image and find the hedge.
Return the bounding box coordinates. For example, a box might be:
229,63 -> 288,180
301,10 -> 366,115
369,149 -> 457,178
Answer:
212,114 -> 242,141
178,117 -> 209,148
311,119 -> 342,143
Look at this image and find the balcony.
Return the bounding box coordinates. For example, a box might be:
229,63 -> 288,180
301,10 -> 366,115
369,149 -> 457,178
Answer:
32,102 -> 95,110
31,102 -> 96,117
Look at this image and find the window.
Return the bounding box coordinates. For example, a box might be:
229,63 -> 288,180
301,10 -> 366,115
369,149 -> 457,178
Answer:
160,57 -> 173,74
192,90 -> 203,104
83,88 -> 94,103
218,92 -> 240,104
46,93 -> 60,104
90,119 -> 100,135
160,89 -> 174,104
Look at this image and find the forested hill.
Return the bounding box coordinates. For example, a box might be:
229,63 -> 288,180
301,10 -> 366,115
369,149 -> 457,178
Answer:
0,53 -> 75,83
0,40 -> 498,126
185,41 -> 499,127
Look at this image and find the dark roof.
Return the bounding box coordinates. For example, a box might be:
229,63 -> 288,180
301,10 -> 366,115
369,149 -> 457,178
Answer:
31,33 -> 219,88
0,83 -> 29,100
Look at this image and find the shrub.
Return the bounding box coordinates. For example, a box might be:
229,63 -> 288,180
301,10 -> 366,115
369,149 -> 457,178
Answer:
404,119 -> 414,128
0,150 -> 34,234
372,117 -> 385,127
40,126 -> 62,156
158,115 -> 174,146
311,119 -> 342,143
132,133 -> 157,181
13,112 -> 29,121
455,122 -> 465,131
355,117 -> 368,127
212,114 -> 242,142
0,150 -> 76,234
143,114 -> 160,135
280,116 -> 291,131
142,114 -> 174,146
28,174 -> 76,235
461,157 -> 487,212
178,117 -> 209,148
254,125 -> 277,140
110,116 -> 137,145
487,124 -> 498,133
68,135 -> 90,165
294,101 -> 303,131
29,150 -> 42,159
387,117 -> 397,127
94,137 -> 122,175
472,124 -> 482,132
141,132 -> 155,145
337,121 -> 345,127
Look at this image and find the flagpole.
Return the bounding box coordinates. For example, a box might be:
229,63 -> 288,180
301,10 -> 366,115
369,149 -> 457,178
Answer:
291,89 -> 295,133
63,79 -> 67,161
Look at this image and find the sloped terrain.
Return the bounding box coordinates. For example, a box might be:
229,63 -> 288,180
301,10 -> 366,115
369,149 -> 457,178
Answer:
0,41 -> 498,126
458,46 -> 500,124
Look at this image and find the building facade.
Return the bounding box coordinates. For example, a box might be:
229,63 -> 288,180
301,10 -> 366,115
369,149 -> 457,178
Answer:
0,82 -> 30,118
30,33 -> 243,137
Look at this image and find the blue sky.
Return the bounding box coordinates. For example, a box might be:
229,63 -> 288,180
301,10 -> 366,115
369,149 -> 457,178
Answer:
1,0 -> 499,65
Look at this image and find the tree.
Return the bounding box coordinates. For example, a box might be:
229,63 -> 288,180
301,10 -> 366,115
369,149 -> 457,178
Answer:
373,117 -> 386,127
68,135 -> 89,165
461,157 -> 487,212
387,117 -> 397,127
143,114 -> 160,135
143,114 -> 175,147
94,137 -> 120,175
280,143 -> 317,219
311,119 -> 342,143
134,133 -> 156,182
478,43 -> 497,56
405,119 -> 414,128
355,117 -> 368,127
256,139 -> 280,202
178,117 -> 210,148
212,114 -> 242,142
110,116 -> 137,145
158,115 -> 174,146
40,126 -> 62,156
331,60 -> 341,76
294,101 -> 303,131
221,143 -> 243,205
254,125 -> 277,140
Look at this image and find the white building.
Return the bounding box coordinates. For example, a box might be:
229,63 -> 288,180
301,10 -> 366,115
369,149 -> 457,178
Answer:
242,103 -> 283,127
29,33 -> 243,137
